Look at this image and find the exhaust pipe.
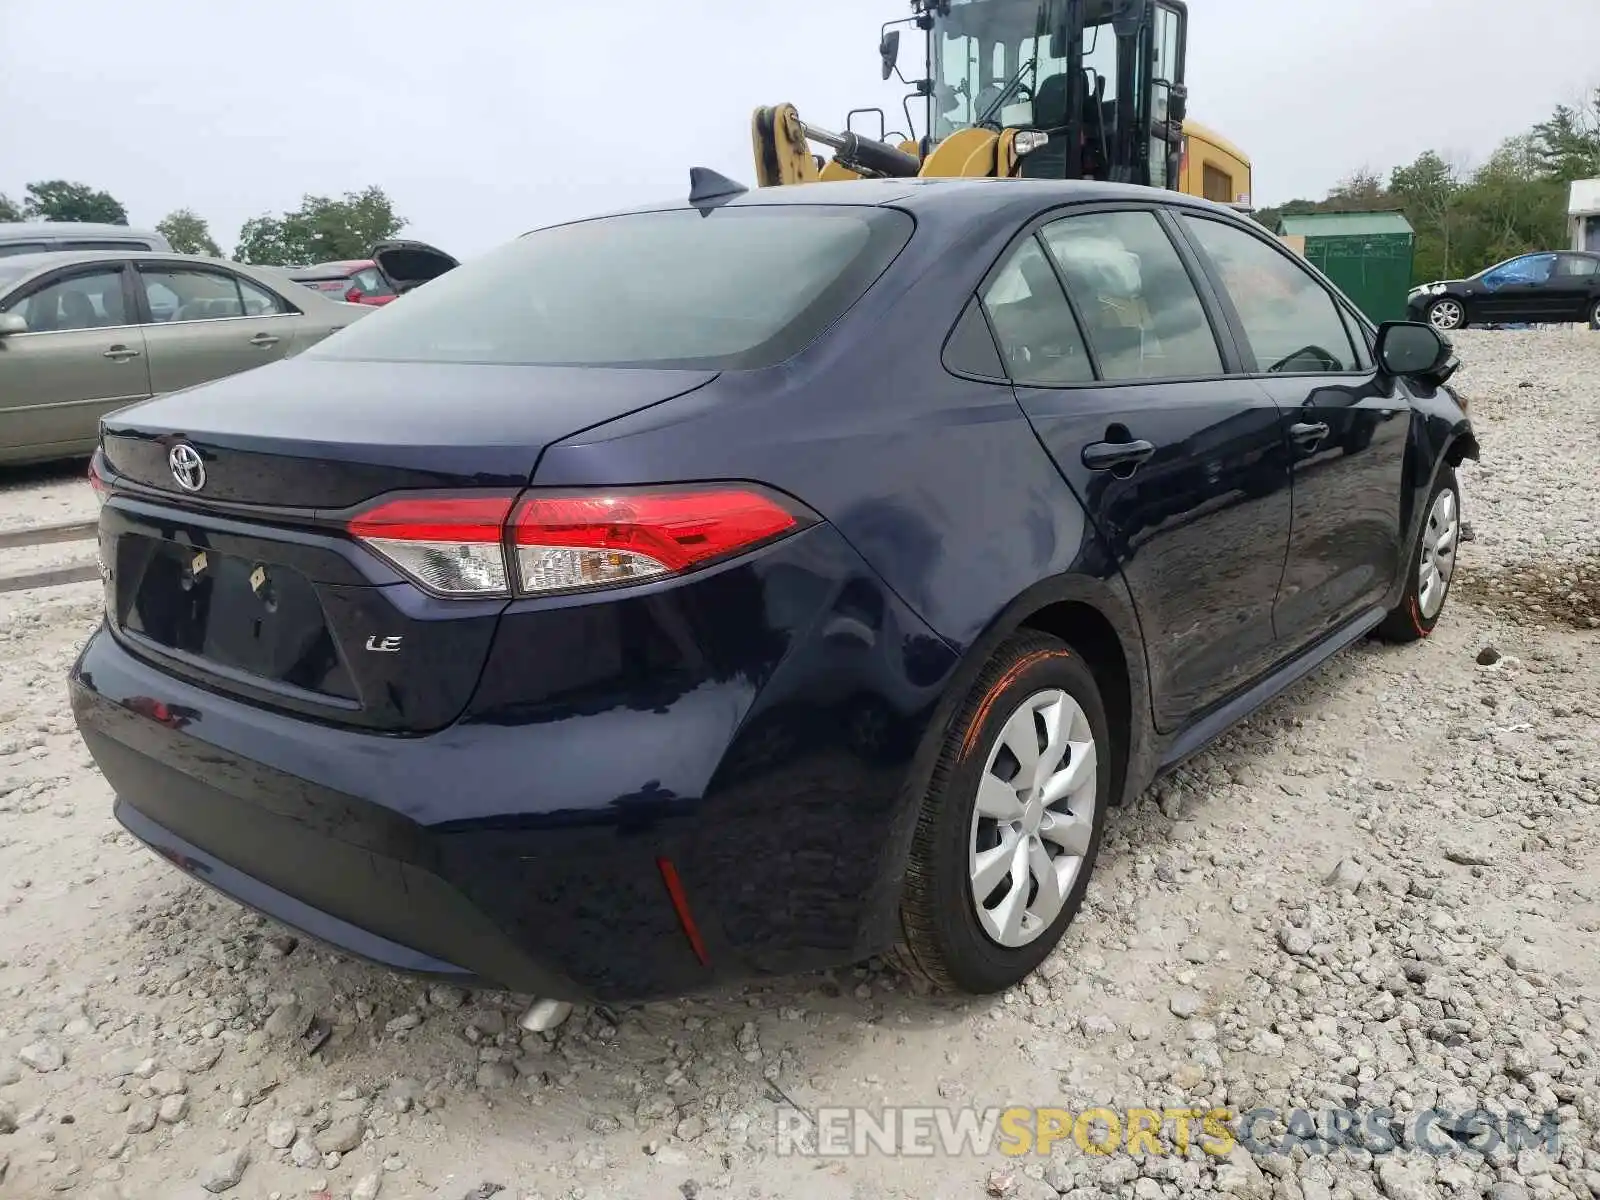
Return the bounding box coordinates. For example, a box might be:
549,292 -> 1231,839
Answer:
517,999 -> 574,1033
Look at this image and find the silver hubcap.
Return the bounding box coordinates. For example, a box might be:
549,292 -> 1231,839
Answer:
968,689 -> 1098,949
1418,488 -> 1459,620
1429,300 -> 1462,330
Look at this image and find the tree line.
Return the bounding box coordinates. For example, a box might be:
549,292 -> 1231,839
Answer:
0,181 -> 404,267
1255,90 -> 1600,285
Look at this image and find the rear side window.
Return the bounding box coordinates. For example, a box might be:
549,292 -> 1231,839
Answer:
980,237 -> 1093,386
312,206 -> 915,370
1040,210 -> 1224,382
0,243 -> 50,258
1557,255 -> 1599,278
1182,215 -> 1359,373
60,240 -> 154,252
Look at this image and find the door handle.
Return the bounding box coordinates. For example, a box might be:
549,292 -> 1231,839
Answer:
1288,421 -> 1330,449
248,333 -> 281,348
1082,439 -> 1157,473
103,345 -> 141,361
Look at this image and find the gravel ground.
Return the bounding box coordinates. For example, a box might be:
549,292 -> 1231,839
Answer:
0,328 -> 1596,1200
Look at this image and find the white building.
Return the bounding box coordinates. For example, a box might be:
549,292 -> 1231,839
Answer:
1572,178 -> 1600,252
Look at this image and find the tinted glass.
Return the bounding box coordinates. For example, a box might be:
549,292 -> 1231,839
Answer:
1182,215 -> 1359,373
141,268 -> 284,322
1041,210 -> 1223,381
60,240 -> 153,251
980,237 -> 1093,385
1557,255 -> 1599,278
313,207 -> 914,369
2,269 -> 127,331
944,295 -> 1007,380
0,243 -> 50,258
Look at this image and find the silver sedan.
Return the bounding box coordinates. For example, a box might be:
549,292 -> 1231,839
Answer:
0,250 -> 373,466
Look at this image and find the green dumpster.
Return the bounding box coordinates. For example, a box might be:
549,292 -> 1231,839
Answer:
1274,212 -> 1416,325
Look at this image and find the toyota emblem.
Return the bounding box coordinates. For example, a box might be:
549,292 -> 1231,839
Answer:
168,443 -> 205,492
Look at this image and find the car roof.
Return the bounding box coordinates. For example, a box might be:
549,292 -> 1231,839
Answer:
0,220 -> 165,239
0,249 -> 276,271
542,175 -> 1252,231
293,260 -> 373,275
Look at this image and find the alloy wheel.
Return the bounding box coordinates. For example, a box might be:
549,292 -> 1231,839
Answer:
1428,299 -> 1464,331
968,689 -> 1098,949
1418,487 -> 1460,620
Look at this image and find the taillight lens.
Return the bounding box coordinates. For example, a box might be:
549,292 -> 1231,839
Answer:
345,486 -> 804,599
347,493 -> 518,596
511,488 -> 800,595
345,286 -> 363,303
87,453 -> 109,504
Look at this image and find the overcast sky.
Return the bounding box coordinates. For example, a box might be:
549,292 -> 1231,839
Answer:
2,0 -> 1596,260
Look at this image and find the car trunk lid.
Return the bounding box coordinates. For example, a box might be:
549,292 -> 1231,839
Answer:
95,356 -> 718,733
370,240 -> 459,293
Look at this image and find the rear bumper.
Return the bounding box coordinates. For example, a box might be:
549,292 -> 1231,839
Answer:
70,525 -> 960,1002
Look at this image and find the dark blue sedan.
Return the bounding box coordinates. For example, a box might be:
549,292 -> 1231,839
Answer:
69,174 -> 1477,1009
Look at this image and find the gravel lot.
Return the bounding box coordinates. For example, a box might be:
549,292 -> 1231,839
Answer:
1,328 -> 1597,1200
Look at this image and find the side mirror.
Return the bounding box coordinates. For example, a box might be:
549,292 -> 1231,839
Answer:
1168,84 -> 1188,125
0,313 -> 26,337
879,30 -> 901,81
1375,321 -> 1455,382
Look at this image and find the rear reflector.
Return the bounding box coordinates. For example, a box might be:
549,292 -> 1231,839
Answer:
345,485 -> 805,599
347,493 -> 518,596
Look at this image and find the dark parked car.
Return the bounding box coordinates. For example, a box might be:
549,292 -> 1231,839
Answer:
287,240 -> 459,306
1409,250 -> 1600,331
69,176 -> 1477,1008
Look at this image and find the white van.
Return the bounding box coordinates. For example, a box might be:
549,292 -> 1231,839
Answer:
0,222 -> 172,258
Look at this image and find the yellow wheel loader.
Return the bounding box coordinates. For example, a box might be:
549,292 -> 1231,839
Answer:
752,0 -> 1251,208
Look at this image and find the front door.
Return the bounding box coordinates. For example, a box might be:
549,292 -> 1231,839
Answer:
0,264 -> 151,459
1177,212 -> 1413,647
988,207 -> 1293,731
134,263 -> 297,394
1473,253 -> 1560,323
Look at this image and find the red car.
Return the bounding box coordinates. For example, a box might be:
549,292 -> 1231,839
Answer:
288,241 -> 458,307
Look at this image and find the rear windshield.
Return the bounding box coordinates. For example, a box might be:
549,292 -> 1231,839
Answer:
310,206 -> 915,370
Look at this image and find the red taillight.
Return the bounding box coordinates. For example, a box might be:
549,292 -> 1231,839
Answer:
347,493 -> 518,597
345,486 -> 803,599
87,454 -> 109,503
345,286 -> 363,303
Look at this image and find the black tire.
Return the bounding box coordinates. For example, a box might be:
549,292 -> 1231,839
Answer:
1377,465 -> 1461,644
1589,297 -> 1600,331
1427,297 -> 1466,332
894,631 -> 1112,994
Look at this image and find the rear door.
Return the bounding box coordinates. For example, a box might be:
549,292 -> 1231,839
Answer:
0,263 -> 151,458
996,205 -> 1293,731
1551,254 -> 1600,322
134,262 -> 299,393
1177,212 -> 1411,648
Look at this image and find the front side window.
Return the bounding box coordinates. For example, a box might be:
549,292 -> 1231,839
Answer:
980,236 -> 1093,385
141,268 -> 288,323
930,3 -> 1118,140
1182,215 -> 1359,373
1041,210 -> 1223,381
1480,253 -> 1556,289
2,269 -> 128,332
313,206 -> 914,370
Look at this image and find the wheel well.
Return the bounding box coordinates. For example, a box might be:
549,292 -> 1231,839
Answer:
1020,601 -> 1133,805
1446,433 -> 1480,467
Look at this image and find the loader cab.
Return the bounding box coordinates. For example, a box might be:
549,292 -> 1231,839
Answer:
921,0 -> 1185,188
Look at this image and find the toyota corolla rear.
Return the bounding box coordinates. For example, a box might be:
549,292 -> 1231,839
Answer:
68,195 -> 953,1002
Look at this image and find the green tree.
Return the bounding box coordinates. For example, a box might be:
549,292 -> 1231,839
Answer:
1531,89 -> 1600,183
0,193 -> 23,222
156,209 -> 222,257
1389,151 -> 1465,282
234,186 -> 405,266
1456,136 -> 1568,266
22,180 -> 128,224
